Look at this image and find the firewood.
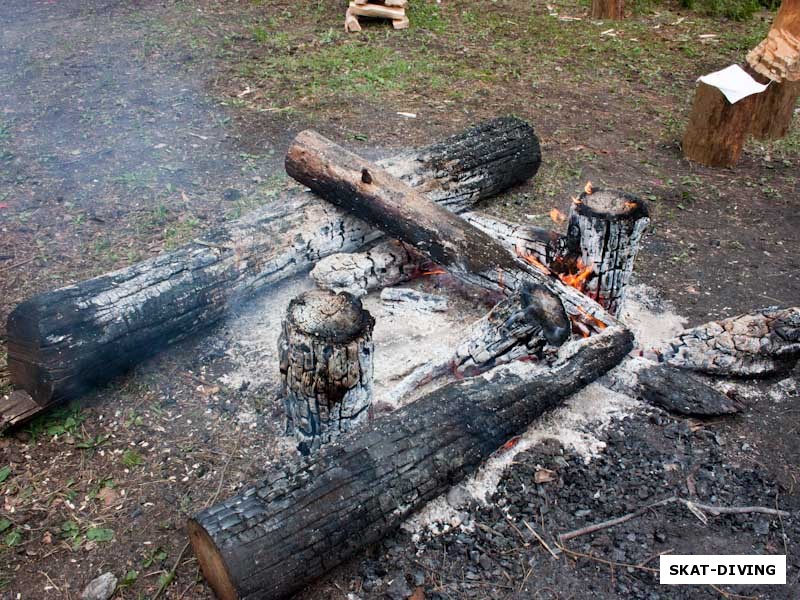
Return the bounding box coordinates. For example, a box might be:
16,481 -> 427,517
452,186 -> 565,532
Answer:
188,325 -> 633,600
662,307 -> 800,377
285,130 -> 620,335
682,81 -> 759,168
385,283 -> 570,405
279,290 -> 375,454
345,7 -> 362,32
604,358 -> 740,417
348,2 -> 405,20
380,287 -> 448,312
591,0 -> 624,19
564,187 -> 649,316
3,117 -> 541,426
392,16 -> 409,30
310,215 -> 563,296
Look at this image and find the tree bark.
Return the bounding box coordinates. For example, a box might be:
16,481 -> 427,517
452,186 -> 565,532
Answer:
4,117 -> 540,421
563,188 -> 649,316
682,81 -> 758,168
591,0 -> 624,19
285,130 -> 620,335
279,290 -> 375,454
749,78 -> 800,140
188,325 -> 633,600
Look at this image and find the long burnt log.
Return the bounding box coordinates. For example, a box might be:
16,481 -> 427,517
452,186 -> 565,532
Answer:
285,130 -> 621,334
3,117 -> 540,423
662,307 -> 800,376
189,325 -> 633,600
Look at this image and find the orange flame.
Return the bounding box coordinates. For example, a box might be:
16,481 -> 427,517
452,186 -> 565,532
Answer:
549,208 -> 567,225
422,268 -> 446,276
584,181 -> 594,195
571,195 -> 582,205
576,305 -> 607,330
624,200 -> 638,211
515,246 -> 551,275
558,258 -> 593,292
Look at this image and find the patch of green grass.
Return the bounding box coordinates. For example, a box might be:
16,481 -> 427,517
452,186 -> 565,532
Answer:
122,449 -> 144,468
408,0 -> 446,32
164,215 -> 200,250
25,403 -> 86,442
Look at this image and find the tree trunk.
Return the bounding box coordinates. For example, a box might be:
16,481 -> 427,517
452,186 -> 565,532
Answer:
591,0 -> 624,19
4,117 -> 540,422
682,81 -> 758,168
746,0 -> 800,83
279,290 -> 375,454
188,325 -> 633,600
749,78 -> 800,140
563,188 -> 649,316
285,130 -> 620,336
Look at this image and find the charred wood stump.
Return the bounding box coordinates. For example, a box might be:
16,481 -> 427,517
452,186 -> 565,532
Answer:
563,188 -> 649,317
279,290 -> 375,454
662,307 -> 800,377
3,116 -> 540,424
188,326 -> 633,600
682,81 -> 758,167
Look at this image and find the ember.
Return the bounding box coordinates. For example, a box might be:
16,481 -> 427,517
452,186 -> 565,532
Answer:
559,258 -> 593,293
549,207 -> 567,225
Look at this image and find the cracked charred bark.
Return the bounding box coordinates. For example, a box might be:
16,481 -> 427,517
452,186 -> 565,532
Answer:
3,117 -> 540,424
279,290 -> 375,454
188,326 -> 633,600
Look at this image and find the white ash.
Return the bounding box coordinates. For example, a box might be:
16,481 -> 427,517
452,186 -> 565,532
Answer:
619,282 -> 687,353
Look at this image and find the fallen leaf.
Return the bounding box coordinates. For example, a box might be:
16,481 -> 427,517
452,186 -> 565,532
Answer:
535,469 -> 557,484
97,487 -> 119,508
410,587 -> 425,600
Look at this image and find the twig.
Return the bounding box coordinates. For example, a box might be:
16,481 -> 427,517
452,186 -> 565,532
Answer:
0,256 -> 35,274
522,520 -> 559,559
151,434 -> 240,600
558,496 -> 792,543
555,543 -> 659,574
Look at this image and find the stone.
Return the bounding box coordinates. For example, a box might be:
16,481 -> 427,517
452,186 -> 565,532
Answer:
81,572 -> 117,600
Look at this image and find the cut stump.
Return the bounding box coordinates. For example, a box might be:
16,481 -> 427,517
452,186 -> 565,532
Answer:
279,290 -> 375,454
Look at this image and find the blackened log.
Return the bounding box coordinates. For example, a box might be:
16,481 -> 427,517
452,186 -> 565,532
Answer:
4,117 -> 540,420
380,287 -> 448,312
604,358 -> 740,417
285,130 -> 620,334
563,188 -> 649,316
385,283 -> 570,405
310,213 -> 564,296
662,307 -> 800,376
188,325 -> 633,600
279,290 -> 375,454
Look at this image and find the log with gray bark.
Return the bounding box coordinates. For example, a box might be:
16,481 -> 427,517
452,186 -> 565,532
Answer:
285,130 -> 620,335
661,307 -> 800,376
3,117 -> 540,426
563,187 -> 649,317
188,325 -> 633,600
310,213 -> 565,296
279,290 -> 375,454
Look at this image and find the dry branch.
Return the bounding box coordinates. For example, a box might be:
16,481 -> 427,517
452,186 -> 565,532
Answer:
3,117 -> 541,424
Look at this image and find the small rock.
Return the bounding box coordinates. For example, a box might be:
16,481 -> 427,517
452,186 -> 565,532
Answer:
81,572 -> 117,600
753,519 -> 770,536
386,573 -> 412,600
222,188 -> 242,201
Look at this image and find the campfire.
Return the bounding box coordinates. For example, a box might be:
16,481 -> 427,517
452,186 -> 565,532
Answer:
2,117 -> 798,600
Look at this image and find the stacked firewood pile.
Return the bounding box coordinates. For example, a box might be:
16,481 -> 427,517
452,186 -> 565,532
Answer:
346,0 -> 409,32
3,117 -> 799,600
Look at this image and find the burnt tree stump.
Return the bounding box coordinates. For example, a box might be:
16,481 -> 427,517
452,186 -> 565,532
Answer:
279,290 -> 375,454
564,188 -> 649,317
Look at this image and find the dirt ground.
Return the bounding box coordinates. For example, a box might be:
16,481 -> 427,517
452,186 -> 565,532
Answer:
0,0 -> 798,598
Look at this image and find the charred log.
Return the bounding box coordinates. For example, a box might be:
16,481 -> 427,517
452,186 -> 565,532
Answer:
380,287 -> 448,313
284,130 -> 621,334
278,290 -> 375,454
311,213 -> 564,297
189,325 -> 633,600
563,188 -> 649,317
4,117 -> 540,422
662,307 -> 800,377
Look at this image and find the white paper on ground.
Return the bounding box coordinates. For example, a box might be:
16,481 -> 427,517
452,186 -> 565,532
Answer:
698,64 -> 769,104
